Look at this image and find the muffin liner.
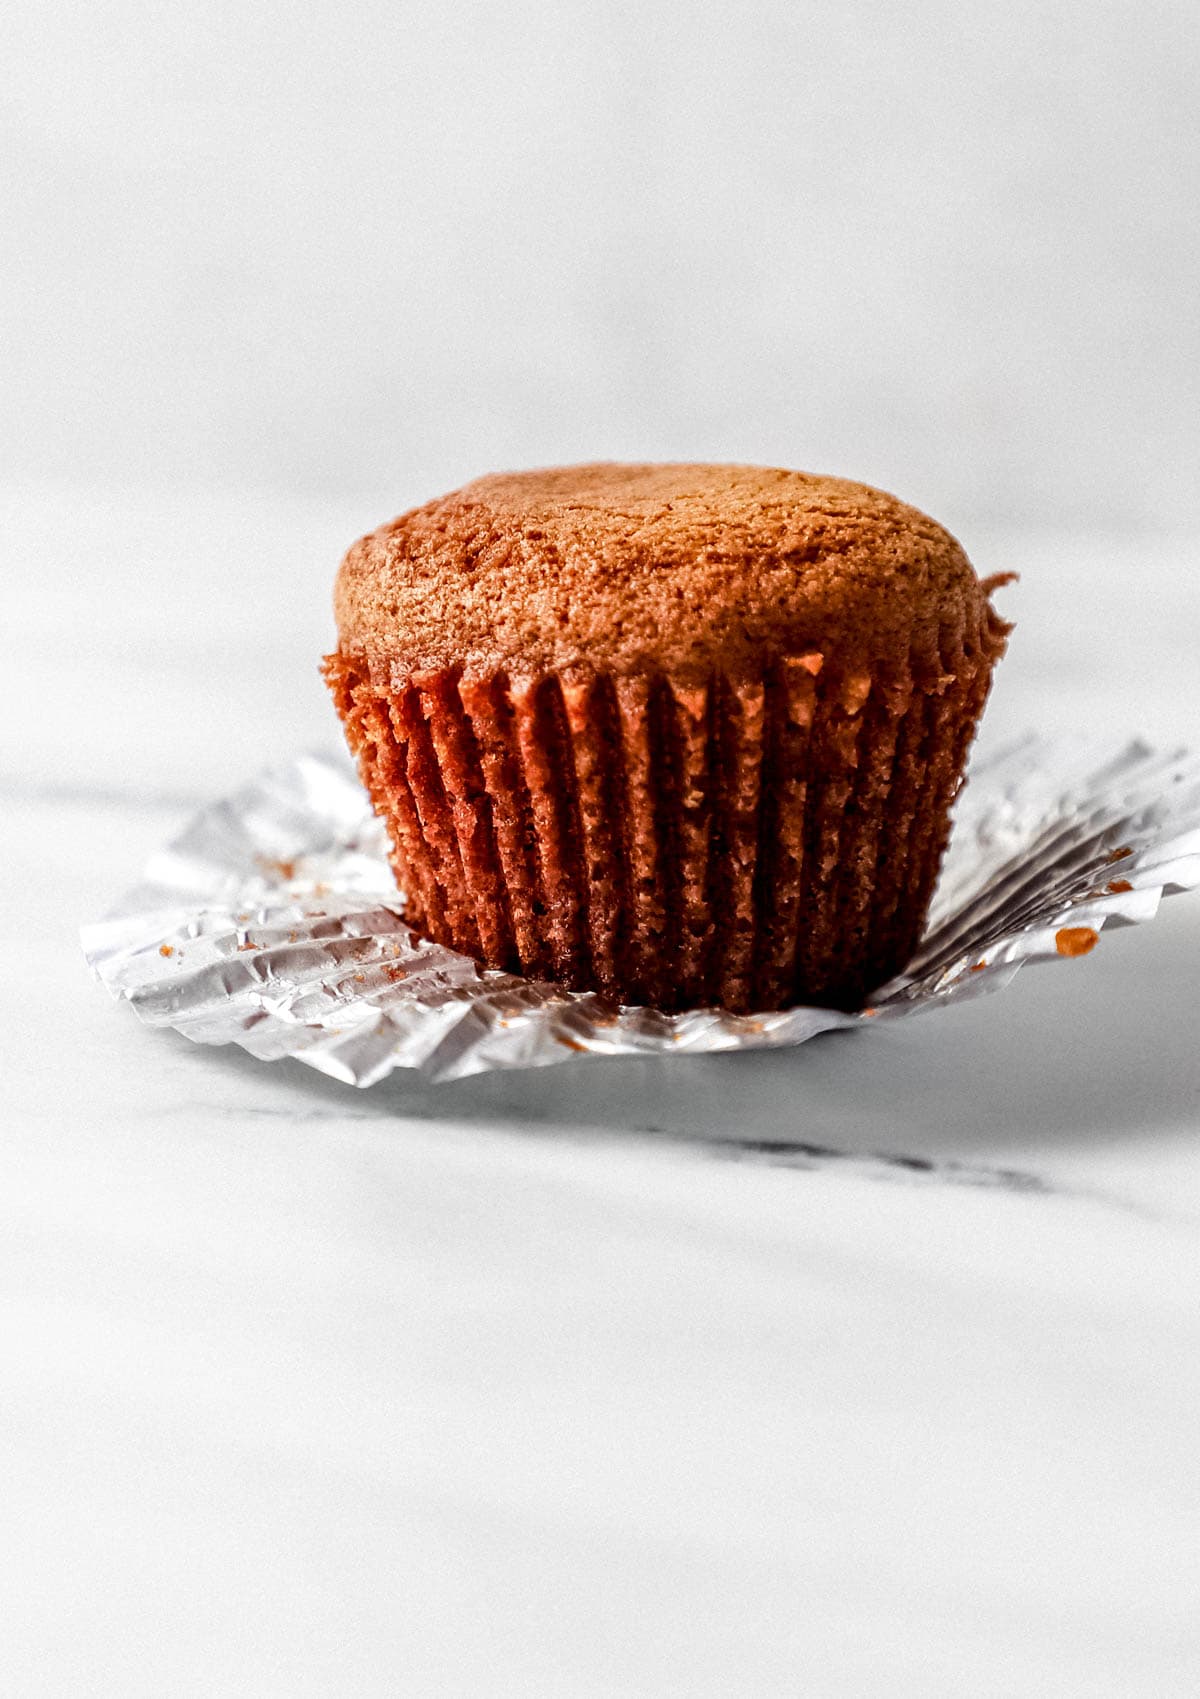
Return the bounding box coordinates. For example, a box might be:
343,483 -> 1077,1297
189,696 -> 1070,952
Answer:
82,734 -> 1200,1087
323,604 -> 1004,1014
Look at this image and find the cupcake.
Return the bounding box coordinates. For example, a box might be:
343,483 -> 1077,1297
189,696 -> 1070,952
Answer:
324,463 -> 1011,1013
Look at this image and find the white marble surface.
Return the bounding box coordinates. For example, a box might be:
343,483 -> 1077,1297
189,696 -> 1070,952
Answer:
4,484 -> 1200,1696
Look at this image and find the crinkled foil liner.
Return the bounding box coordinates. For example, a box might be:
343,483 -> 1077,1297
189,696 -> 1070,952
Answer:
82,737 -> 1200,1087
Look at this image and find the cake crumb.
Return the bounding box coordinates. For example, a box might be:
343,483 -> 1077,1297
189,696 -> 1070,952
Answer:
1055,926 -> 1098,958
257,855 -> 297,881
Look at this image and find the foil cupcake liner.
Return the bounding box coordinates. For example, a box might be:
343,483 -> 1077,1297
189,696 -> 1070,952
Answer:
81,734 -> 1200,1087
324,603 -> 1003,1013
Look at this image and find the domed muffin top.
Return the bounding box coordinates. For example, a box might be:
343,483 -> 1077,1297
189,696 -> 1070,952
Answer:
333,462 -> 989,676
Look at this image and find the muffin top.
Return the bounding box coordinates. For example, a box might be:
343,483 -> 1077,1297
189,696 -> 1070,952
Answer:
334,462 -> 989,676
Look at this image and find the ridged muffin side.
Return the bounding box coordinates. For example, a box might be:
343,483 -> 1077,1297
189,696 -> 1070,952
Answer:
323,597 -> 1008,1012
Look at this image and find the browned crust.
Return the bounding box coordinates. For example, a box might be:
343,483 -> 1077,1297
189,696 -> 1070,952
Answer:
333,462 -> 995,678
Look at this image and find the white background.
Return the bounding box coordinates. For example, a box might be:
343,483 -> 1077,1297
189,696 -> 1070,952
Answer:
5,5 -> 1200,1696
6,0 -> 1199,529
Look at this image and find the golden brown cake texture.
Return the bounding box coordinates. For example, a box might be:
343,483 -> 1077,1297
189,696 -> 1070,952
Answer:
324,463 -> 1011,1012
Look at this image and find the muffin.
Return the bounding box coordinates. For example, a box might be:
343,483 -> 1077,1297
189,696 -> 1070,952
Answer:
324,463 -> 1011,1012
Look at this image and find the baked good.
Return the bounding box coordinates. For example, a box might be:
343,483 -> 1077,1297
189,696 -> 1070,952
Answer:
324,462 -> 1011,1012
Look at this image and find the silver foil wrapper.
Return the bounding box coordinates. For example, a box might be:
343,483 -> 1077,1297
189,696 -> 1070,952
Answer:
82,737 -> 1200,1086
